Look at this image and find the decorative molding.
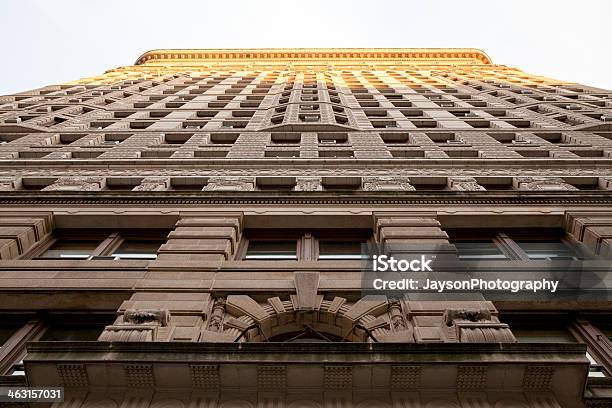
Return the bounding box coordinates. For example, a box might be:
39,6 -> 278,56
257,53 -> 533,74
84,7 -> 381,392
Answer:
324,366 -> 352,390
390,365 -> 420,390
57,363 -> 88,387
456,366 -> 487,390
134,48 -> 493,66
522,365 -> 554,390
190,364 -> 220,390
124,363 -> 155,388
258,366 -> 286,390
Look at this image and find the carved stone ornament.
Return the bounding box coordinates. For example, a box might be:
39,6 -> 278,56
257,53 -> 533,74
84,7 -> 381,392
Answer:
202,176 -> 255,191
447,176 -> 485,191
124,309 -> 170,326
442,308 -> 516,343
132,176 -> 170,191
513,176 -> 578,191
362,176 -> 415,191
294,177 -> 323,191
0,177 -> 21,191
200,294 -> 415,343
42,176 -> 105,191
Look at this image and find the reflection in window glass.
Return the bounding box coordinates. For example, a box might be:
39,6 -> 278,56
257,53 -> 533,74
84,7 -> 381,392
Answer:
515,240 -> 580,260
40,240 -> 101,259
111,240 -> 163,260
452,240 -> 507,260
318,240 -> 366,260
245,240 -> 297,260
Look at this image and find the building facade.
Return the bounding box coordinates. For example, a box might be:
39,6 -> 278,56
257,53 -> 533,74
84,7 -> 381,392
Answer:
0,48 -> 611,407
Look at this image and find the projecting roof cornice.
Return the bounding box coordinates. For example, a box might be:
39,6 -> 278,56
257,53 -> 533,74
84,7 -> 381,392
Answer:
134,48 -> 492,66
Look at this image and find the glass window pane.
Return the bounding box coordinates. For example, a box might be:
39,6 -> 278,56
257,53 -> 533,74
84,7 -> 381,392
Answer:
452,240 -> 507,260
40,240 -> 101,259
111,240 -> 163,259
318,240 -> 366,260
515,240 -> 580,260
245,240 -> 297,260
513,329 -> 577,343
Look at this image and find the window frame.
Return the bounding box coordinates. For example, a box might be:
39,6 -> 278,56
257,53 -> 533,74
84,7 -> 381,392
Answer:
25,229 -> 168,261
448,228 -> 593,261
236,229 -> 373,261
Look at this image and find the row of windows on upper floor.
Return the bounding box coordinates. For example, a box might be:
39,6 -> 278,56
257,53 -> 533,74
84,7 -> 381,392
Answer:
6,87 -> 609,116
0,312 -> 610,377
11,176 -> 612,192
4,131 -> 611,148
19,228 -> 599,262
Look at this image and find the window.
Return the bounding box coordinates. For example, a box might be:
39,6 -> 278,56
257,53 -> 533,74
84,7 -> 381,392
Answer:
39,239 -> 102,259
239,229 -> 372,261
447,228 -> 587,261
111,239 -> 164,260
514,240 -> 581,260
32,230 -> 168,261
503,313 -> 611,378
244,240 -> 297,260
453,240 -> 507,260
318,240 -> 366,260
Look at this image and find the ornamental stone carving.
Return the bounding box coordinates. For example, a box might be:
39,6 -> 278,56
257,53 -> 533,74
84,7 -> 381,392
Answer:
447,176 -> 485,191
124,309 -> 170,326
42,176 -> 105,191
200,294 -> 414,343
99,309 -> 170,342
203,176 -> 255,191
442,308 -> 516,343
362,177 -> 415,191
294,177 -> 322,191
132,176 -> 170,191
0,177 -> 21,191
513,177 -> 578,191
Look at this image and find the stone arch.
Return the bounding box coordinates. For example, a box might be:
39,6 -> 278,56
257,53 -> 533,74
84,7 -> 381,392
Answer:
201,294 -> 414,343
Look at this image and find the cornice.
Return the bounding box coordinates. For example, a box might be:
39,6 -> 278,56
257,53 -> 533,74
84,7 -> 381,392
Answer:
1,192 -> 611,207
134,48 -> 492,66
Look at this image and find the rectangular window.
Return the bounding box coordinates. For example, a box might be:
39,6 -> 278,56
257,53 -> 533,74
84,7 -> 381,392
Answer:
39,239 -> 101,259
318,240 -> 365,260
33,230 -> 169,261
446,228 -> 588,261
244,240 -> 297,260
452,240 -> 507,260
513,240 -> 581,260
111,239 -> 163,260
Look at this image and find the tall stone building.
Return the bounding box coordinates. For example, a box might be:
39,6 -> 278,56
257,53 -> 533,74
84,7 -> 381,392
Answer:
0,49 -> 611,407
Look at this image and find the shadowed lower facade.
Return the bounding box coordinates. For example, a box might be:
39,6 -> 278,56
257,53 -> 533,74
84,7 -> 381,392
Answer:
0,48 -> 611,407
